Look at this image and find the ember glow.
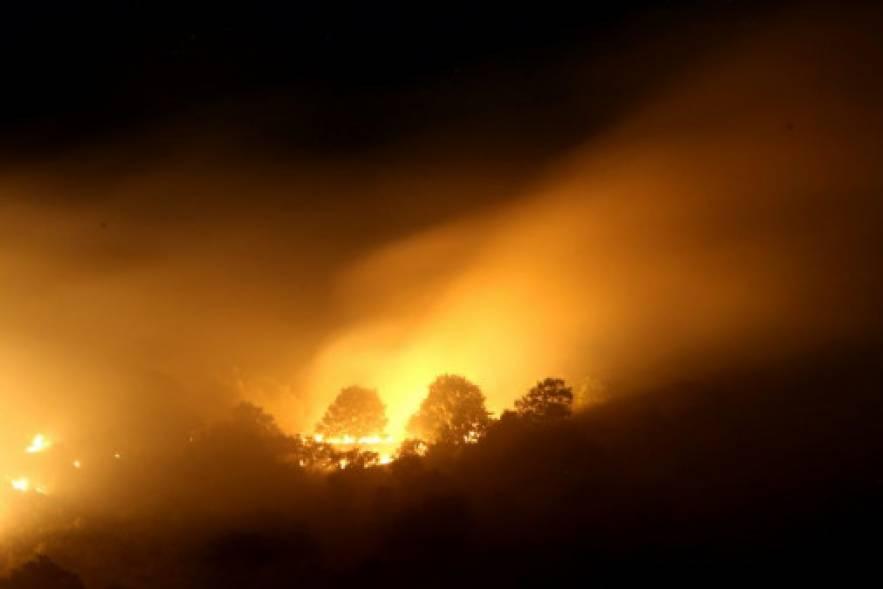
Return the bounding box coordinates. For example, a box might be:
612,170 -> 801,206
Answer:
313,434 -> 394,446
25,434 -> 51,454
2,435 -> 55,498
9,477 -> 29,493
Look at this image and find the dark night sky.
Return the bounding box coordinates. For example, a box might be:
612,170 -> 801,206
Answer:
0,1 -> 772,161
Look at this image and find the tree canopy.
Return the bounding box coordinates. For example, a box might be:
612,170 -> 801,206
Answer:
515,377 -> 573,421
316,386 -> 388,439
407,375 -> 491,444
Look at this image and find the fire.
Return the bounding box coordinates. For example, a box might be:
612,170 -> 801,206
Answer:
73,460 -> 82,469
10,477 -> 29,493
5,435 -> 55,496
408,441 -> 429,457
313,432 -> 397,468
321,435 -> 393,446
25,433 -> 51,454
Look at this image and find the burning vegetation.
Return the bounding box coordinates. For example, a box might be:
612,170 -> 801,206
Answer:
0,2 -> 882,587
1,349 -> 881,588
0,374 -> 574,506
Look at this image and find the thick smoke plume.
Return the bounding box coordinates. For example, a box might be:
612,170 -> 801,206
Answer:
306,7 -> 883,433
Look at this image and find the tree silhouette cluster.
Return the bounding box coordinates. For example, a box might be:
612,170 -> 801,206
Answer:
313,374 -> 576,454
214,402 -> 389,471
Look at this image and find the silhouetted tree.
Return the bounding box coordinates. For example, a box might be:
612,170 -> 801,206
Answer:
295,438 -> 341,469
230,401 -> 282,437
316,386 -> 388,439
0,556 -> 85,589
515,378 -> 573,421
192,401 -> 300,466
407,375 -> 491,444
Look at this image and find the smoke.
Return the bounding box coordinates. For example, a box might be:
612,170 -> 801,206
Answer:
0,151 -> 534,469
0,3 -> 880,457
306,6 -> 883,433
0,4 -> 881,586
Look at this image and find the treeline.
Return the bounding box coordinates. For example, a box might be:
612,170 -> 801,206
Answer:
228,374 -> 581,470
175,375 -> 582,475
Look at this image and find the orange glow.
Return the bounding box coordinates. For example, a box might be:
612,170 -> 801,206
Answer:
25,433 -> 52,454
10,477 -> 30,493
313,432 -> 397,468
321,435 -> 393,446
302,219 -> 581,439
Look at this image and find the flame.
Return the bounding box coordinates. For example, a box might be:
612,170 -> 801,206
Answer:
322,435 -> 393,446
312,432 -> 397,468
10,477 -> 30,493
25,433 -> 51,454
73,460 -> 82,469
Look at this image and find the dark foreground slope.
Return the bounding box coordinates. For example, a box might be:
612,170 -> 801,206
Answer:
3,340 -> 882,588
354,343 -> 883,586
